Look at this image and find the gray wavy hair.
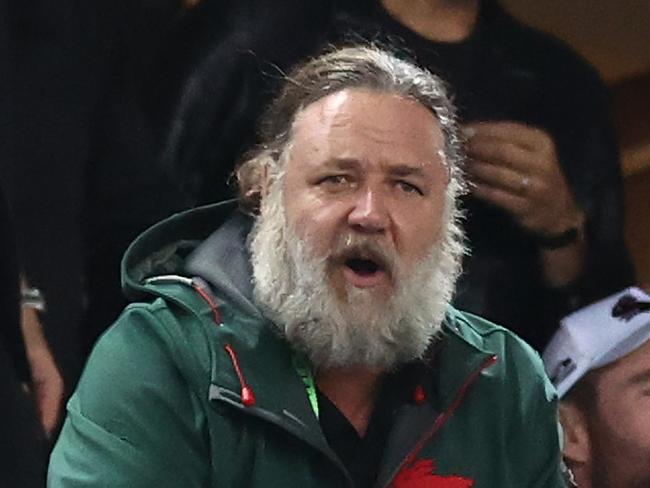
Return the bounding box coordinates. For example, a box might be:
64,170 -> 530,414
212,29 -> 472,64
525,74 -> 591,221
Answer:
236,45 -> 466,213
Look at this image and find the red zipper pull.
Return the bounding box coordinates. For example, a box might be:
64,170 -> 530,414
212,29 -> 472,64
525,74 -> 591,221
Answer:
240,386 -> 256,407
413,384 -> 427,405
224,343 -> 256,407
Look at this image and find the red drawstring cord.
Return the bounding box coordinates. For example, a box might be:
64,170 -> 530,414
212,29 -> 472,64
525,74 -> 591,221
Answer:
223,343 -> 256,407
192,283 -> 222,325
191,281 -> 256,407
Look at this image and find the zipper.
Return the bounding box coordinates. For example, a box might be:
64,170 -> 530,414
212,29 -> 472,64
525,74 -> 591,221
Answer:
381,353 -> 498,488
209,384 -> 354,487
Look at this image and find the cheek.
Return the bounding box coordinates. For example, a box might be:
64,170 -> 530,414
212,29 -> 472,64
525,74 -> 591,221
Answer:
284,195 -> 345,253
283,183 -> 316,230
597,395 -> 650,456
394,196 -> 446,259
625,401 -> 650,450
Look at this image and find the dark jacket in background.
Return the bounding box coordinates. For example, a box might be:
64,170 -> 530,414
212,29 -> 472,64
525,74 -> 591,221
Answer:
0,0 -> 46,482
0,0 -> 27,382
0,194 -> 45,485
0,190 -> 28,381
3,0 -> 189,369
0,7 -> 45,474
81,0 -> 190,353
153,0 -> 341,205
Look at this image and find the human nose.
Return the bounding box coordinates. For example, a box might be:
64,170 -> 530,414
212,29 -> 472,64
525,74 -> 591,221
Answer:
347,187 -> 388,233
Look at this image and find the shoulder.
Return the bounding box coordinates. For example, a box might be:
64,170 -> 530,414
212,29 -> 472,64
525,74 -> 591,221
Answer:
50,299 -> 214,486
441,308 -> 563,484
75,298 -> 213,422
445,308 -> 555,402
447,307 -> 542,361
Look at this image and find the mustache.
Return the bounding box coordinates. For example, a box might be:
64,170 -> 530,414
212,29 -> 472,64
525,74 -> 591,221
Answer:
329,233 -> 396,276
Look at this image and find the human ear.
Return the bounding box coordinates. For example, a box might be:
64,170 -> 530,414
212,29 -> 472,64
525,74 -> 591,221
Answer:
559,401 -> 590,465
259,149 -> 284,199
259,160 -> 272,199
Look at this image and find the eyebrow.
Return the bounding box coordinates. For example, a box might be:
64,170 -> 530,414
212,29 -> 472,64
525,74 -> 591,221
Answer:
325,158 -> 360,170
387,164 -> 427,178
627,369 -> 650,387
325,158 -> 429,177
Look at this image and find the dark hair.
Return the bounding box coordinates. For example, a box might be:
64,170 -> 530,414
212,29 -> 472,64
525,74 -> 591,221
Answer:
236,45 -> 465,213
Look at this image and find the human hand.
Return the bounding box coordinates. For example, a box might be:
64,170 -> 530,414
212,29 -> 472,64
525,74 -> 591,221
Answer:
21,306 -> 64,437
464,121 -> 584,238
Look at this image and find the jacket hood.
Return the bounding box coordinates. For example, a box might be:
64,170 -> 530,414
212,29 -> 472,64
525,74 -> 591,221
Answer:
122,199 -> 262,319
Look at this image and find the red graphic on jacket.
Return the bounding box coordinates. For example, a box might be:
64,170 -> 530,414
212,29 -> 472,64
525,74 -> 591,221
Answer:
392,459 -> 474,487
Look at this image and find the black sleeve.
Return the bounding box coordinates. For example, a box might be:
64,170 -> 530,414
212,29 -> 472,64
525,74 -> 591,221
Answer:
540,48 -> 636,313
0,187 -> 31,382
154,0 -> 336,205
0,0 -> 30,382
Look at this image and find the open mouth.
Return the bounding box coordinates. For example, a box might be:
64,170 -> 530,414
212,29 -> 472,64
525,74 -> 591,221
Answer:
345,257 -> 382,276
339,249 -> 391,288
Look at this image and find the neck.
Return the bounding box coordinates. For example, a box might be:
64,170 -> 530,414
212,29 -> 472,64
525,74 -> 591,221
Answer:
381,0 -> 480,42
316,366 -> 384,437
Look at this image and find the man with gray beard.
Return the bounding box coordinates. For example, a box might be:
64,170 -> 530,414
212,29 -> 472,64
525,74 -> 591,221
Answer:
49,47 -> 565,487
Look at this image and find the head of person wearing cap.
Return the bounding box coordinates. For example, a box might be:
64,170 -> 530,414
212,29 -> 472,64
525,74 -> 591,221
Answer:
543,286 -> 650,488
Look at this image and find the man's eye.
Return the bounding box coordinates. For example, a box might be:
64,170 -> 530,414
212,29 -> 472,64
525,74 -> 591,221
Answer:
396,181 -> 423,195
320,175 -> 350,186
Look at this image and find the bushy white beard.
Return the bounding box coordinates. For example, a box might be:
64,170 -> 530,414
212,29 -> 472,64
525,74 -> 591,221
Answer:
249,177 -> 465,370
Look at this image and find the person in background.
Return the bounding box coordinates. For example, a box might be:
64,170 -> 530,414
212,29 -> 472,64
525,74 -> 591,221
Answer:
49,47 -> 565,487
543,286 -> 650,488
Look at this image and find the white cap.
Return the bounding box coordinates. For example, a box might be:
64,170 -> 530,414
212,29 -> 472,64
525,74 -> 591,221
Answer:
543,287 -> 650,398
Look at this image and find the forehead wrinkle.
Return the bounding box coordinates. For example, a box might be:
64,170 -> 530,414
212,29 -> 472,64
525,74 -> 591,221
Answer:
324,120 -> 438,168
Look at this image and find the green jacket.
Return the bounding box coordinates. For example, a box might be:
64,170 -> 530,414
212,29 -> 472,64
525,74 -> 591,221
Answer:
49,201 -> 565,487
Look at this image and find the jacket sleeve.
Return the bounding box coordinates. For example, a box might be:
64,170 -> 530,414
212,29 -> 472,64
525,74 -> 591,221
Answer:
48,303 -> 210,488
542,49 -> 635,315
526,376 -> 566,488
